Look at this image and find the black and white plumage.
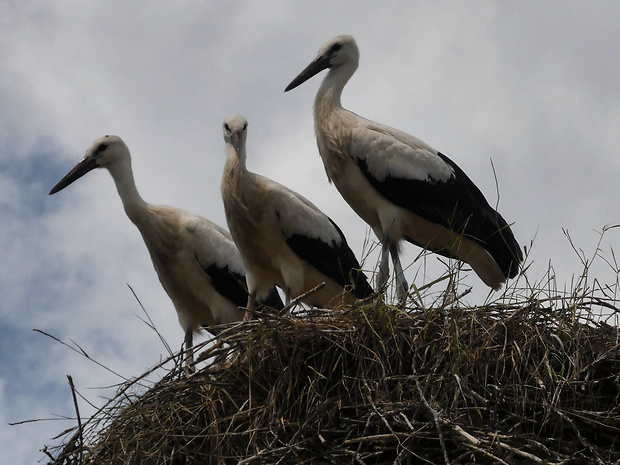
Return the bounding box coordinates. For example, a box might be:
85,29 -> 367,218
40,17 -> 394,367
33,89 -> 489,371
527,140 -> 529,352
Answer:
220,115 -> 373,318
285,35 -> 523,298
49,135 -> 282,365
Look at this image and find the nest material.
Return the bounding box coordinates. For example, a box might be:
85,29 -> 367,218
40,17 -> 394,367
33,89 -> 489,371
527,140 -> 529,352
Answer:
48,297 -> 620,464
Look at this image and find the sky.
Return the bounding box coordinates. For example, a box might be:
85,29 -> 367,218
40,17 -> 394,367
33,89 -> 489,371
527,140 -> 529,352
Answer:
2,2 -> 620,463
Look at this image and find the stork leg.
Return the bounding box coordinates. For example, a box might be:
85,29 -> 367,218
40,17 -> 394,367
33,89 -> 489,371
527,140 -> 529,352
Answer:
184,329 -> 195,371
243,294 -> 256,322
389,243 -> 409,303
377,238 -> 390,293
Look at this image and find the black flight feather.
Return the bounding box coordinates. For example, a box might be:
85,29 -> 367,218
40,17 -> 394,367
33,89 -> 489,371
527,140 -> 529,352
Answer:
356,153 -> 522,278
201,262 -> 284,310
284,218 -> 373,299
201,263 -> 248,308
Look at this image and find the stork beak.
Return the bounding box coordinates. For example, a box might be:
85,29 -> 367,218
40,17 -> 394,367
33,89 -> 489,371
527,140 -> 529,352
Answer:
49,155 -> 98,195
231,132 -> 242,158
285,54 -> 331,92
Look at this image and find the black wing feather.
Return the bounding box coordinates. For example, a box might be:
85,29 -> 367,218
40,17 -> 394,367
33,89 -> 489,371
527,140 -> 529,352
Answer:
356,152 -> 522,278
201,262 -> 284,310
201,263 -> 248,308
285,218 -> 373,299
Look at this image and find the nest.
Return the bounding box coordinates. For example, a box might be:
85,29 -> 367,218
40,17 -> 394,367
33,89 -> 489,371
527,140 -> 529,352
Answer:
46,292 -> 620,464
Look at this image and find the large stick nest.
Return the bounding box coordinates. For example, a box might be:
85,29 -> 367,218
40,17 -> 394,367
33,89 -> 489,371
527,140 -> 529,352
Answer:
48,295 -> 620,464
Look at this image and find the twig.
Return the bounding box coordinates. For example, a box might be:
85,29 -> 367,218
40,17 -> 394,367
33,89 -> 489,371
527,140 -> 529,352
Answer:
490,436 -> 546,464
343,432 -> 410,444
414,378 -> 450,465
237,445 -> 291,464
280,282 -> 326,313
33,329 -> 129,382
67,375 -> 83,465
127,283 -> 173,357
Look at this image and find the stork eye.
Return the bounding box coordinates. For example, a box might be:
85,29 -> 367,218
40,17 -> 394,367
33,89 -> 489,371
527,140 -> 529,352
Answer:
95,143 -> 109,155
224,123 -> 230,132
329,43 -> 342,55
243,123 -> 247,130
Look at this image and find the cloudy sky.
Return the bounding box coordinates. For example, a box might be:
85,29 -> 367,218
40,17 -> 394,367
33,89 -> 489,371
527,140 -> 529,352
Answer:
3,2 -> 620,463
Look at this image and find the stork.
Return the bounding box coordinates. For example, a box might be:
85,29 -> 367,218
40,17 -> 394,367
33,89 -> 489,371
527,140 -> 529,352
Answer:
285,35 -> 523,299
220,115 -> 373,319
49,135 -> 282,366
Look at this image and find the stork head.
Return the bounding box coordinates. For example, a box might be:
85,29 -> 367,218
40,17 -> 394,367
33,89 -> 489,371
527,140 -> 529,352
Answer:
49,135 -> 129,195
223,115 -> 248,161
285,35 -> 359,92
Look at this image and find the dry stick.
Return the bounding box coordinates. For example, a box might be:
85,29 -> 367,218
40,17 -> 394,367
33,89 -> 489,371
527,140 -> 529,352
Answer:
412,380 -> 520,465
414,378 -> 450,465
237,446 -> 290,464
190,312 -> 273,365
340,447 -> 370,465
67,375 -> 83,465
461,443 -> 510,465
236,282 -> 328,329
554,410 -> 606,465
280,282 -> 326,313
34,329 -> 129,382
484,433 -> 548,465
364,393 -> 393,438
343,432 -> 412,444
191,317 -> 258,364
451,425 -> 509,465
450,421 -> 548,464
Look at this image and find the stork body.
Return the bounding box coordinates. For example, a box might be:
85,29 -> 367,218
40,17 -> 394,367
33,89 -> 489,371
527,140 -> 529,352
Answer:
50,135 -> 282,364
220,115 -> 372,317
285,35 -> 523,297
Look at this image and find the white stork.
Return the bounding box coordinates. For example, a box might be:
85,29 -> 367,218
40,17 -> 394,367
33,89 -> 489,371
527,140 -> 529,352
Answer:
220,115 -> 373,319
285,35 -> 523,298
49,135 -> 283,365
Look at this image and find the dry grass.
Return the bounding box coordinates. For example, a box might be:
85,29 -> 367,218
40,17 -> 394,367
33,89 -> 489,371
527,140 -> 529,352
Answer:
44,287 -> 620,464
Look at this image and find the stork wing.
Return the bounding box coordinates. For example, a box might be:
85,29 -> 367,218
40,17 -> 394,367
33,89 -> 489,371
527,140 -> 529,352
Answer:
182,214 -> 250,308
266,181 -> 373,298
186,214 -> 284,310
351,121 -> 455,184
350,122 -> 522,277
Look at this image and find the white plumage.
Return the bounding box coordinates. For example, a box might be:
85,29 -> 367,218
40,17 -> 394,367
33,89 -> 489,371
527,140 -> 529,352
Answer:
50,135 -> 282,365
220,115 -> 372,318
285,35 -> 523,299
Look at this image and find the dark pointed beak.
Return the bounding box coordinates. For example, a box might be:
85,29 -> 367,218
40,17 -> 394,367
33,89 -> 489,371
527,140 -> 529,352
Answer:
285,54 -> 331,92
49,155 -> 98,195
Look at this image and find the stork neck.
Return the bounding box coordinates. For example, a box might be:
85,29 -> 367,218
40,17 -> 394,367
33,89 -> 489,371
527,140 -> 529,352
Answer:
316,76 -> 343,110
107,157 -> 148,219
223,144 -> 247,198
225,143 -> 248,174
222,142 -> 258,230
315,63 -> 356,111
